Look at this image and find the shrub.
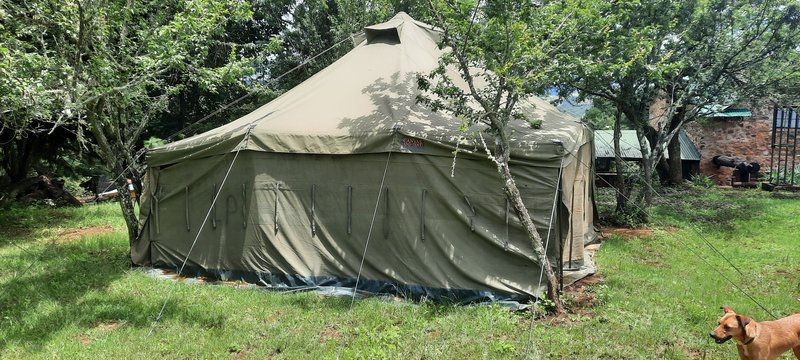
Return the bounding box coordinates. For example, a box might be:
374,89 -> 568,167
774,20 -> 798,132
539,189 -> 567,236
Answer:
690,174 -> 715,189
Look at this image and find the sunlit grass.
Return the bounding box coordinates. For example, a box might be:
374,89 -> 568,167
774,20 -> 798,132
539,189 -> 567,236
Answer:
0,189 -> 797,359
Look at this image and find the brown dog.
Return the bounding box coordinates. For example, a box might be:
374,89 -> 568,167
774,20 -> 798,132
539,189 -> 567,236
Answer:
710,305 -> 800,360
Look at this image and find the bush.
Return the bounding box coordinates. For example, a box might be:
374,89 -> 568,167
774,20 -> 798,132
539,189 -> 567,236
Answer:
690,174 -> 715,188
608,207 -> 648,228
62,177 -> 92,198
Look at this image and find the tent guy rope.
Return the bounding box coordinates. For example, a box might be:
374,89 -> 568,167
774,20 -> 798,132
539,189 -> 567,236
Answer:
146,126 -> 253,336
562,145 -> 778,320
604,134 -> 745,277
523,155 -> 564,359
95,35 -> 355,196
335,150 -> 393,360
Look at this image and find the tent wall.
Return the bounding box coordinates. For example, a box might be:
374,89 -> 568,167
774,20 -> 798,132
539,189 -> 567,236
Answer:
134,150 -> 588,301
561,142 -> 596,268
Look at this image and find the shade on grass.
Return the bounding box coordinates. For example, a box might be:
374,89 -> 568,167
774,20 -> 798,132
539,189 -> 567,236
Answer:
0,188 -> 797,359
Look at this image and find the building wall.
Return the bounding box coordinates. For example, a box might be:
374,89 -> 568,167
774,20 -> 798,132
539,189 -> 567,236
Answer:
648,99 -> 800,185
685,107 -> 774,185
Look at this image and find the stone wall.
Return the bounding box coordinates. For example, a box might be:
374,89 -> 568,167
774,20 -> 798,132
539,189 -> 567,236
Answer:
685,107 -> 798,185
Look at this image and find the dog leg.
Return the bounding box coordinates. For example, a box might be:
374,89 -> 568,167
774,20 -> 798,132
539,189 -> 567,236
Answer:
793,345 -> 800,359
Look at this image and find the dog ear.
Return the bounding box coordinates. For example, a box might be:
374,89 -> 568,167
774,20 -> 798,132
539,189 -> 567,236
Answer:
736,315 -> 751,327
721,305 -> 734,314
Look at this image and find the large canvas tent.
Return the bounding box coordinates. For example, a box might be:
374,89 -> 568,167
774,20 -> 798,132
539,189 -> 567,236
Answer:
133,13 -> 597,302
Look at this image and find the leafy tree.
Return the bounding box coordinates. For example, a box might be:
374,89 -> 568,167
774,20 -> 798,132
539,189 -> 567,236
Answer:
555,0 -> 800,207
420,0 -> 576,314
582,97 -> 620,130
144,0 -> 294,140
582,97 -> 637,215
268,0 -> 430,91
0,0 -> 266,241
650,0 -> 800,185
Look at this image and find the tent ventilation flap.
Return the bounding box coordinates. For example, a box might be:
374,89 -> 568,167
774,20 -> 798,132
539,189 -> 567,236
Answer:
365,27 -> 401,44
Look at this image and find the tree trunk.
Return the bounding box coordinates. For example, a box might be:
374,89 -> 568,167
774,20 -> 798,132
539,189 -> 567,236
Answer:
664,108 -> 686,186
666,132 -> 683,185
613,110 -> 628,213
497,144 -> 565,314
116,178 -> 140,245
635,128 -> 654,206
1,136 -> 38,183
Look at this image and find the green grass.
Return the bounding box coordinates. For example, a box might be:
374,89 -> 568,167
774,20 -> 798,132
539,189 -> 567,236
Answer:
0,189 -> 798,359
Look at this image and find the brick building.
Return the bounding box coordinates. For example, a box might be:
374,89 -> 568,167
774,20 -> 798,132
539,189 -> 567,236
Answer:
684,106 -> 799,185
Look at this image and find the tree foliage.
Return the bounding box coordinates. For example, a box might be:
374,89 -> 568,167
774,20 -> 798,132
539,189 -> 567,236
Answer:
419,0 -> 577,313
582,98 -> 624,130
554,0 -> 800,203
0,0 -> 271,238
0,0 -> 431,241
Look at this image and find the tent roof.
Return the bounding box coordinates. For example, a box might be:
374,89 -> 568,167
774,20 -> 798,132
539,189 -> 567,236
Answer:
148,12 -> 590,167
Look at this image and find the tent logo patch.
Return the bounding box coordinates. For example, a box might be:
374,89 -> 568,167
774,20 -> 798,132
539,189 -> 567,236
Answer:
401,137 -> 424,150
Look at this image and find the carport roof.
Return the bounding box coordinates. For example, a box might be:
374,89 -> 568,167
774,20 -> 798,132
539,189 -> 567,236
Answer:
594,130 -> 701,161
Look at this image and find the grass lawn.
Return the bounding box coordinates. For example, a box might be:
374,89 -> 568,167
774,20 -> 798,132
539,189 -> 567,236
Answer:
0,188 -> 798,359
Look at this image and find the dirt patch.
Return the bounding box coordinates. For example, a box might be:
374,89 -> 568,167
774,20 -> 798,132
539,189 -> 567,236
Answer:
265,309 -> 286,324
519,274 -> 606,325
425,327 -> 441,339
318,325 -> 341,343
92,320 -> 122,332
230,344 -> 255,360
775,268 -> 799,278
600,226 -> 678,239
76,334 -> 92,346
687,349 -> 708,359
564,274 -> 605,318
601,227 -> 654,238
771,191 -> 800,200
58,225 -> 114,242
641,258 -> 663,266
75,320 -> 123,346
569,274 -> 604,287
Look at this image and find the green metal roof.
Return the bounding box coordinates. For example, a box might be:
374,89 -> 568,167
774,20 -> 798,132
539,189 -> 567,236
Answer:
709,107 -> 752,118
594,130 -> 701,161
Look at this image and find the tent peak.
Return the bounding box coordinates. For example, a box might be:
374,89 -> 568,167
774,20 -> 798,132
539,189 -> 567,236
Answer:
362,12 -> 440,46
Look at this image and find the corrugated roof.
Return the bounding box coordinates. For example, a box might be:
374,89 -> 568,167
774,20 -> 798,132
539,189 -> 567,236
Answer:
677,131 -> 702,160
710,108 -> 752,118
594,130 -> 701,161
594,130 -> 644,159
